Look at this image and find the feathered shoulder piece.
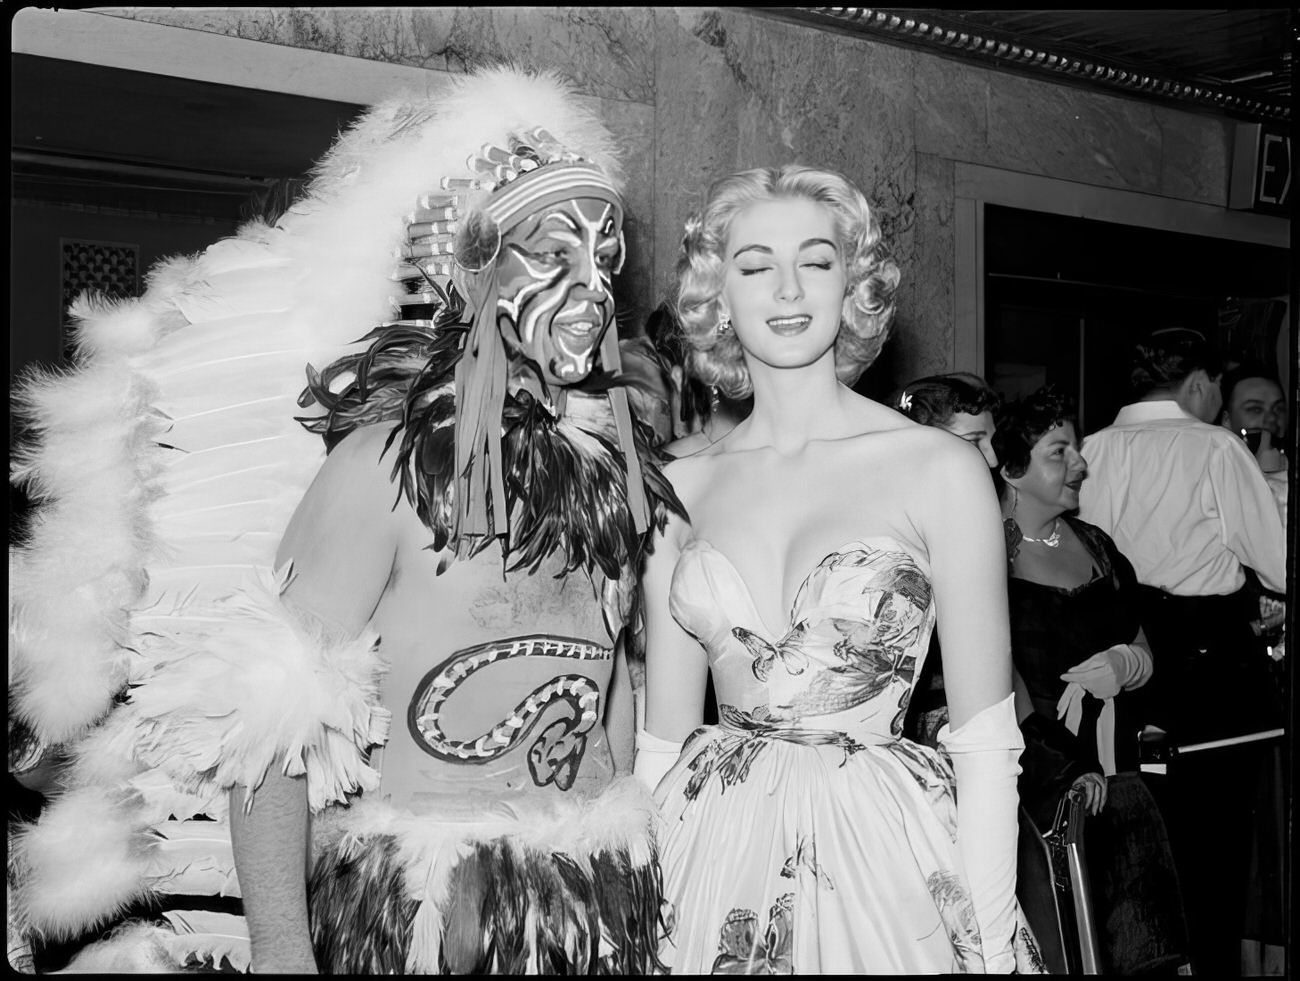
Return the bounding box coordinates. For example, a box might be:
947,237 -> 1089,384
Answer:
298,297 -> 682,585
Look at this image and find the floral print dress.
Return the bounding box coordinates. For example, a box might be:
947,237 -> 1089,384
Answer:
655,538 -> 1044,974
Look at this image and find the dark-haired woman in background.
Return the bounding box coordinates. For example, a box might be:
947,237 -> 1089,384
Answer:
895,372 -> 1001,468
894,373 -> 1001,747
995,387 -> 1188,975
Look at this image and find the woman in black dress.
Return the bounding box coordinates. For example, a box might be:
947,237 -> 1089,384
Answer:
995,387 -> 1189,975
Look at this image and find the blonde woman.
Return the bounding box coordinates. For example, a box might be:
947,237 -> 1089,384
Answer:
635,165 -> 1042,973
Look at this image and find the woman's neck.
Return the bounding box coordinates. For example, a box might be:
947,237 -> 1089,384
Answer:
1008,499 -> 1062,541
740,354 -> 847,454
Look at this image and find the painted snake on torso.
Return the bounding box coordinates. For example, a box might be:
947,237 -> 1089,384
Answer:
407,634 -> 610,790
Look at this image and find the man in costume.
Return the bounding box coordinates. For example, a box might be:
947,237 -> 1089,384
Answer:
9,67 -> 678,974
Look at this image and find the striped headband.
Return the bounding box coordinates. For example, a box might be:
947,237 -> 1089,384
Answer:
482,160 -> 623,233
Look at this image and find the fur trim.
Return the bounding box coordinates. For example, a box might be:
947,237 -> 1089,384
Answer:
10,717 -> 231,943
314,768 -> 660,870
126,566 -> 389,812
60,711 -> 227,826
66,291 -> 174,362
10,785 -> 155,940
61,709 -> 149,790
58,921 -> 178,974
9,354 -> 166,744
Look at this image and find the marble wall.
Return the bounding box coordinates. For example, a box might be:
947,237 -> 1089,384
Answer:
91,5 -> 1237,385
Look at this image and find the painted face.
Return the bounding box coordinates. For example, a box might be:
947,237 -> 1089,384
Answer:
496,197 -> 623,387
1224,376 -> 1286,439
942,410 -> 998,468
719,197 -> 845,377
1011,421 -> 1087,514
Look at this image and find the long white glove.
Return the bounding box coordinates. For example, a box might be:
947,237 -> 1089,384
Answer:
632,728 -> 684,795
938,693 -> 1024,974
1059,642 -> 1152,701
1057,642 -> 1154,738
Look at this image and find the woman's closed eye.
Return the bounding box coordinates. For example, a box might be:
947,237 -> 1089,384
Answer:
739,260 -> 833,276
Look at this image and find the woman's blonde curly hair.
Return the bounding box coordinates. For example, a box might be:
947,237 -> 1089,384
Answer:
673,164 -> 900,399
670,165 -> 894,400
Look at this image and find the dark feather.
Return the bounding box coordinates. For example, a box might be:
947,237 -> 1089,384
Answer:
298,296 -> 686,602
310,832 -> 668,974
308,833 -> 415,975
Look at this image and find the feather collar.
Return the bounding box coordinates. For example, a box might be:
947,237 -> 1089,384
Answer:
301,311 -> 682,585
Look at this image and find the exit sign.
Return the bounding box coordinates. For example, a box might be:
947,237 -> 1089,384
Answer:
1229,122 -> 1291,217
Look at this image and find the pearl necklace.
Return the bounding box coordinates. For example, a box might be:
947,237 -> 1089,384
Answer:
1021,518 -> 1062,547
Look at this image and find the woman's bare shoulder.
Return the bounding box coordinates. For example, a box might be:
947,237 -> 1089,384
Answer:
840,407 -> 987,482
837,397 -> 948,449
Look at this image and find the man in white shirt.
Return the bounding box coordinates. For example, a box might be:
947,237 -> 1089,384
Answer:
1078,330 -> 1286,977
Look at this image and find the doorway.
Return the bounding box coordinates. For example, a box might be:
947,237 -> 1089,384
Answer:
982,204 -> 1290,434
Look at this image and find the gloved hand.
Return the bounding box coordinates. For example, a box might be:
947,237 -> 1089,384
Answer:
939,693 -> 1024,973
1060,643 -> 1149,700
632,728 -> 684,796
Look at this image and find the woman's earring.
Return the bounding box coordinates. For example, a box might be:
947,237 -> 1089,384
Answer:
1010,486 -> 1019,513
717,313 -> 732,335
709,385 -> 721,413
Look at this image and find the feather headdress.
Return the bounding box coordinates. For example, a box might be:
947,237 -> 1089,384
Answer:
8,65 -> 663,968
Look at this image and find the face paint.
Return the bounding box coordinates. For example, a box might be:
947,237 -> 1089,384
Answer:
496,197 -> 624,387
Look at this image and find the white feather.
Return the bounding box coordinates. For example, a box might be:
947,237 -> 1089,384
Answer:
149,819 -> 240,898
56,922 -> 178,974
63,711 -> 147,789
125,567 -> 389,811
159,910 -> 251,972
11,786 -> 155,940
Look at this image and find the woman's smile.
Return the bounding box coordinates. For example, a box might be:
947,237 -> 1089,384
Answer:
767,315 -> 812,336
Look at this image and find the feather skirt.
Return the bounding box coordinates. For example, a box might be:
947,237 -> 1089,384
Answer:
307,778 -> 667,975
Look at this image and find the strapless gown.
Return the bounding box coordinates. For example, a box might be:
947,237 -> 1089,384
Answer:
656,537 -> 1044,974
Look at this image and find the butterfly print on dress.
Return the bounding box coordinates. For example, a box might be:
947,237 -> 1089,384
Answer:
711,894 -> 795,975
